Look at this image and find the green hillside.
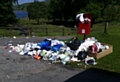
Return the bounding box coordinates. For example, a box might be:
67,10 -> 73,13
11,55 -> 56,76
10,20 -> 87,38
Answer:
13,3 -> 31,11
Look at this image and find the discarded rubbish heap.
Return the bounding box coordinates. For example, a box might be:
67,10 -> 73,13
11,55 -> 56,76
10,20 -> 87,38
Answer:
5,37 -> 111,66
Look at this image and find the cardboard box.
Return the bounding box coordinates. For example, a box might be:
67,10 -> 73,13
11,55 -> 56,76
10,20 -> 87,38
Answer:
88,44 -> 113,59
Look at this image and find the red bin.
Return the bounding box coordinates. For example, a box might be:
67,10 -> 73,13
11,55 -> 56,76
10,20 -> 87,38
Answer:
78,21 -> 91,35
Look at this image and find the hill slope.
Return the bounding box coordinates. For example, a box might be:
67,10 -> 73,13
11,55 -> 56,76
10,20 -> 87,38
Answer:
13,3 -> 31,11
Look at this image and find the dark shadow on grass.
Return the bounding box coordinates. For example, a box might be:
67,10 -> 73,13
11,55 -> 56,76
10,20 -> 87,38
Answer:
64,68 -> 120,82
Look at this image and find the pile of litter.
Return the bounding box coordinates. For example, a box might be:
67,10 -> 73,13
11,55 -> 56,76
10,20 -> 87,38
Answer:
5,37 -> 110,66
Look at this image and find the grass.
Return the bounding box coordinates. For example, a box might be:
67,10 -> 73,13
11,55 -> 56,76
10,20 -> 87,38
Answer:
0,18 -> 78,37
0,18 -> 120,73
71,23 -> 120,73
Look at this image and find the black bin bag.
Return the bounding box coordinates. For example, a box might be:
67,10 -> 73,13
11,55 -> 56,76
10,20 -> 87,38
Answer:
77,51 -> 88,61
66,37 -> 81,50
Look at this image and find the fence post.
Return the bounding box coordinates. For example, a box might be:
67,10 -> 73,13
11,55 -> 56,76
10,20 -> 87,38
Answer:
62,27 -> 64,36
46,27 -> 48,36
104,22 -> 108,33
30,28 -> 33,37
9,28 -> 12,37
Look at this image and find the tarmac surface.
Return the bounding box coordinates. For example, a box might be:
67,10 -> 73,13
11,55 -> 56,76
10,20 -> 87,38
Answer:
1,36 -> 120,82
0,36 -> 84,82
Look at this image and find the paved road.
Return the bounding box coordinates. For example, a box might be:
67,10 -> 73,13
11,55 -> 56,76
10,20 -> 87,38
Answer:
0,36 -> 84,82
0,36 -> 73,46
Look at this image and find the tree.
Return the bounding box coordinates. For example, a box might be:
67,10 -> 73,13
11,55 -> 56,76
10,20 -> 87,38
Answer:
34,0 -> 38,2
12,0 -> 18,5
0,0 -> 18,26
49,0 -> 65,22
27,2 -> 47,24
26,0 -> 120,24
63,0 -> 89,26
84,2 -> 103,22
103,5 -> 120,22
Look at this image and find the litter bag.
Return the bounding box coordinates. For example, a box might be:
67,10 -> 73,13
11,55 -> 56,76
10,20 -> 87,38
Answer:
66,37 -> 81,50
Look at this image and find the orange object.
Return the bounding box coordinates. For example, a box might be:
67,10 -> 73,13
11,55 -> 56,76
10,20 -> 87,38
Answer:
5,46 -> 9,49
34,54 -> 41,60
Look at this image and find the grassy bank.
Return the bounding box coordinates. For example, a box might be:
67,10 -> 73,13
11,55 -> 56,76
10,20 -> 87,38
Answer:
73,23 -> 120,73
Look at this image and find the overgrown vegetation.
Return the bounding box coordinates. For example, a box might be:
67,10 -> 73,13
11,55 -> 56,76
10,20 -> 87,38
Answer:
12,0 -> 120,25
1,0 -> 120,26
0,0 -> 18,26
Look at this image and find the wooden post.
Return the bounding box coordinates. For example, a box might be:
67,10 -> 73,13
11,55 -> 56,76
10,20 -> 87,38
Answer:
83,34 -> 86,42
104,22 -> 108,33
62,27 -> 64,36
9,28 -> 12,37
30,28 -> 33,36
46,27 -> 48,36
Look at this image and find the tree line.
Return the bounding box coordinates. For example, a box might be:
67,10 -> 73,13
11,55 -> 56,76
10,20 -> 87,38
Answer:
0,0 -> 120,26
0,0 -> 18,26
